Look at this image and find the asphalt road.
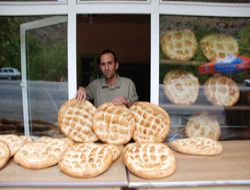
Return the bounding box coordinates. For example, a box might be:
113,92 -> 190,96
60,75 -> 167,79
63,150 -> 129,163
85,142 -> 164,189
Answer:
0,80 -> 68,123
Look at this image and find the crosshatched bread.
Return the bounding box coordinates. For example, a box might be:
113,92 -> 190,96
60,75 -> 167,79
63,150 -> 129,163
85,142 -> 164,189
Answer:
204,76 -> 239,106
14,138 -> 72,169
93,102 -> 135,145
123,143 -> 176,179
168,137 -> 223,156
58,99 -> 98,142
163,70 -> 199,105
200,34 -> 239,61
0,134 -> 32,157
103,144 -> 121,162
185,112 -> 221,140
160,29 -> 197,61
130,102 -> 170,143
0,141 -> 10,169
59,143 -> 113,178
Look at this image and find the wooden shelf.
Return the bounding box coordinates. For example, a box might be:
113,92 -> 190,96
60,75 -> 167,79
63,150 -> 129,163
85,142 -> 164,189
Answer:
160,59 -> 204,65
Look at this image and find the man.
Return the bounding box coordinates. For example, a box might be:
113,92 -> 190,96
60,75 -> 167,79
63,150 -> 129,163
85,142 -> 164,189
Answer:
75,49 -> 138,107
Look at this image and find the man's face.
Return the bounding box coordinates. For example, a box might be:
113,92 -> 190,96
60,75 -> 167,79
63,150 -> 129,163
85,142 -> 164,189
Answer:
99,53 -> 119,79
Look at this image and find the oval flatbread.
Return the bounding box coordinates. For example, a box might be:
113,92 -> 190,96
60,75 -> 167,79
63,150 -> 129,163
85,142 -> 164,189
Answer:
185,112 -> 221,140
123,143 -> 176,179
59,143 -> 113,178
204,76 -> 239,106
160,29 -> 197,61
0,134 -> 32,157
93,102 -> 135,145
200,34 -> 239,61
14,138 -> 72,169
168,137 -> 223,156
58,99 -> 98,142
130,101 -> 170,143
0,141 -> 10,169
163,70 -> 199,105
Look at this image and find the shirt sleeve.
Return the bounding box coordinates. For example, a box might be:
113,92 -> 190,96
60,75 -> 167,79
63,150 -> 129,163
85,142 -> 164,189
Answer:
128,79 -> 139,102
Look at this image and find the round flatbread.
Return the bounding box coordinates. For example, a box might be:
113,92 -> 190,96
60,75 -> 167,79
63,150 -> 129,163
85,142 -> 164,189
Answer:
58,99 -> 98,142
93,102 -> 135,145
0,141 -> 10,169
59,143 -> 113,178
160,29 -> 197,61
163,70 -> 199,105
204,76 -> 239,106
103,144 -> 121,162
185,112 -> 221,140
130,101 -> 170,143
168,137 -> 223,156
123,143 -> 176,179
200,34 -> 239,61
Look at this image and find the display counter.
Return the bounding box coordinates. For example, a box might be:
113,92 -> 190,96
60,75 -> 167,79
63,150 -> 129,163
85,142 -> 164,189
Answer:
0,155 -> 126,190
128,140 -> 250,190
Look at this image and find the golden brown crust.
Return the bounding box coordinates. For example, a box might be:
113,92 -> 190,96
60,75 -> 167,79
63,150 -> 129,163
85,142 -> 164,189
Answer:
58,99 -> 98,142
185,112 -> 221,140
168,137 -> 223,156
163,70 -> 199,105
200,34 -> 239,61
204,76 -> 240,106
59,143 -> 113,178
160,29 -> 197,61
130,102 -> 170,143
0,134 -> 32,157
93,102 -> 135,145
0,141 -> 10,169
14,138 -> 72,169
123,143 -> 176,179
103,144 -> 121,162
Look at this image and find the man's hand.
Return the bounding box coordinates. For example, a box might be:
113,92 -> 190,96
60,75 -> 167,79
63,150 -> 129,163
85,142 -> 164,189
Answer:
112,96 -> 128,106
75,86 -> 87,102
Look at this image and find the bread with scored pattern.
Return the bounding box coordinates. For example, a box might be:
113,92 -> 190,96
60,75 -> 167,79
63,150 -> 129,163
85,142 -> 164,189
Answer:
93,102 -> 135,145
130,101 -> 170,143
123,142 -> 176,179
58,99 -> 98,142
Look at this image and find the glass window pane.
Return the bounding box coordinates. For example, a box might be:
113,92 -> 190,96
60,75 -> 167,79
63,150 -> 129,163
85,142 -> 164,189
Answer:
0,16 -> 68,137
159,15 -> 250,140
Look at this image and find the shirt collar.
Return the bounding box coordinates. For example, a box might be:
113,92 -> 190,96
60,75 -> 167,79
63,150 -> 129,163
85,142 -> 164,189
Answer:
101,74 -> 121,89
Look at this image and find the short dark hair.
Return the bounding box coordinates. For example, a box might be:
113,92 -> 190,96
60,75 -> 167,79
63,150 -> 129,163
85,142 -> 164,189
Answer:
99,49 -> 118,63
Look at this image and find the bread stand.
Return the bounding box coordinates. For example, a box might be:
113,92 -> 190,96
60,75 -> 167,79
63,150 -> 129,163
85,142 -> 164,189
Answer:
128,140 -> 250,190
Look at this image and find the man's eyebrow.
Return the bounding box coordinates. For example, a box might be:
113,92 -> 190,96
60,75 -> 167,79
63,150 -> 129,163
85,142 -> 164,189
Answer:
101,61 -> 114,64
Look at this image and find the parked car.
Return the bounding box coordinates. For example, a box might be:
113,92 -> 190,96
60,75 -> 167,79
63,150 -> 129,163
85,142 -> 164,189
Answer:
244,79 -> 250,86
0,67 -> 21,80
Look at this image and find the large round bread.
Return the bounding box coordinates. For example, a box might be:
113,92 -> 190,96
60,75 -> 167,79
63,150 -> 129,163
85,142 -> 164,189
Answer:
0,134 -> 32,157
163,70 -> 199,105
130,101 -> 170,143
93,102 -> 135,145
59,143 -> 113,178
200,34 -> 239,61
14,138 -> 72,169
204,76 -> 239,106
185,112 -> 221,140
168,137 -> 223,156
160,29 -> 197,61
58,99 -> 98,142
0,141 -> 10,169
123,143 -> 176,179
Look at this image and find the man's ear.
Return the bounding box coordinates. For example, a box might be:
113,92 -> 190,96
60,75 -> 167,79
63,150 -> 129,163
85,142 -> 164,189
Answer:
116,62 -> 119,70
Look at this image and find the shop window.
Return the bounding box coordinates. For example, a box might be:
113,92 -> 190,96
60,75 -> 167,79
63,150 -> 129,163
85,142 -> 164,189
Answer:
77,14 -> 150,102
159,15 -> 250,140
